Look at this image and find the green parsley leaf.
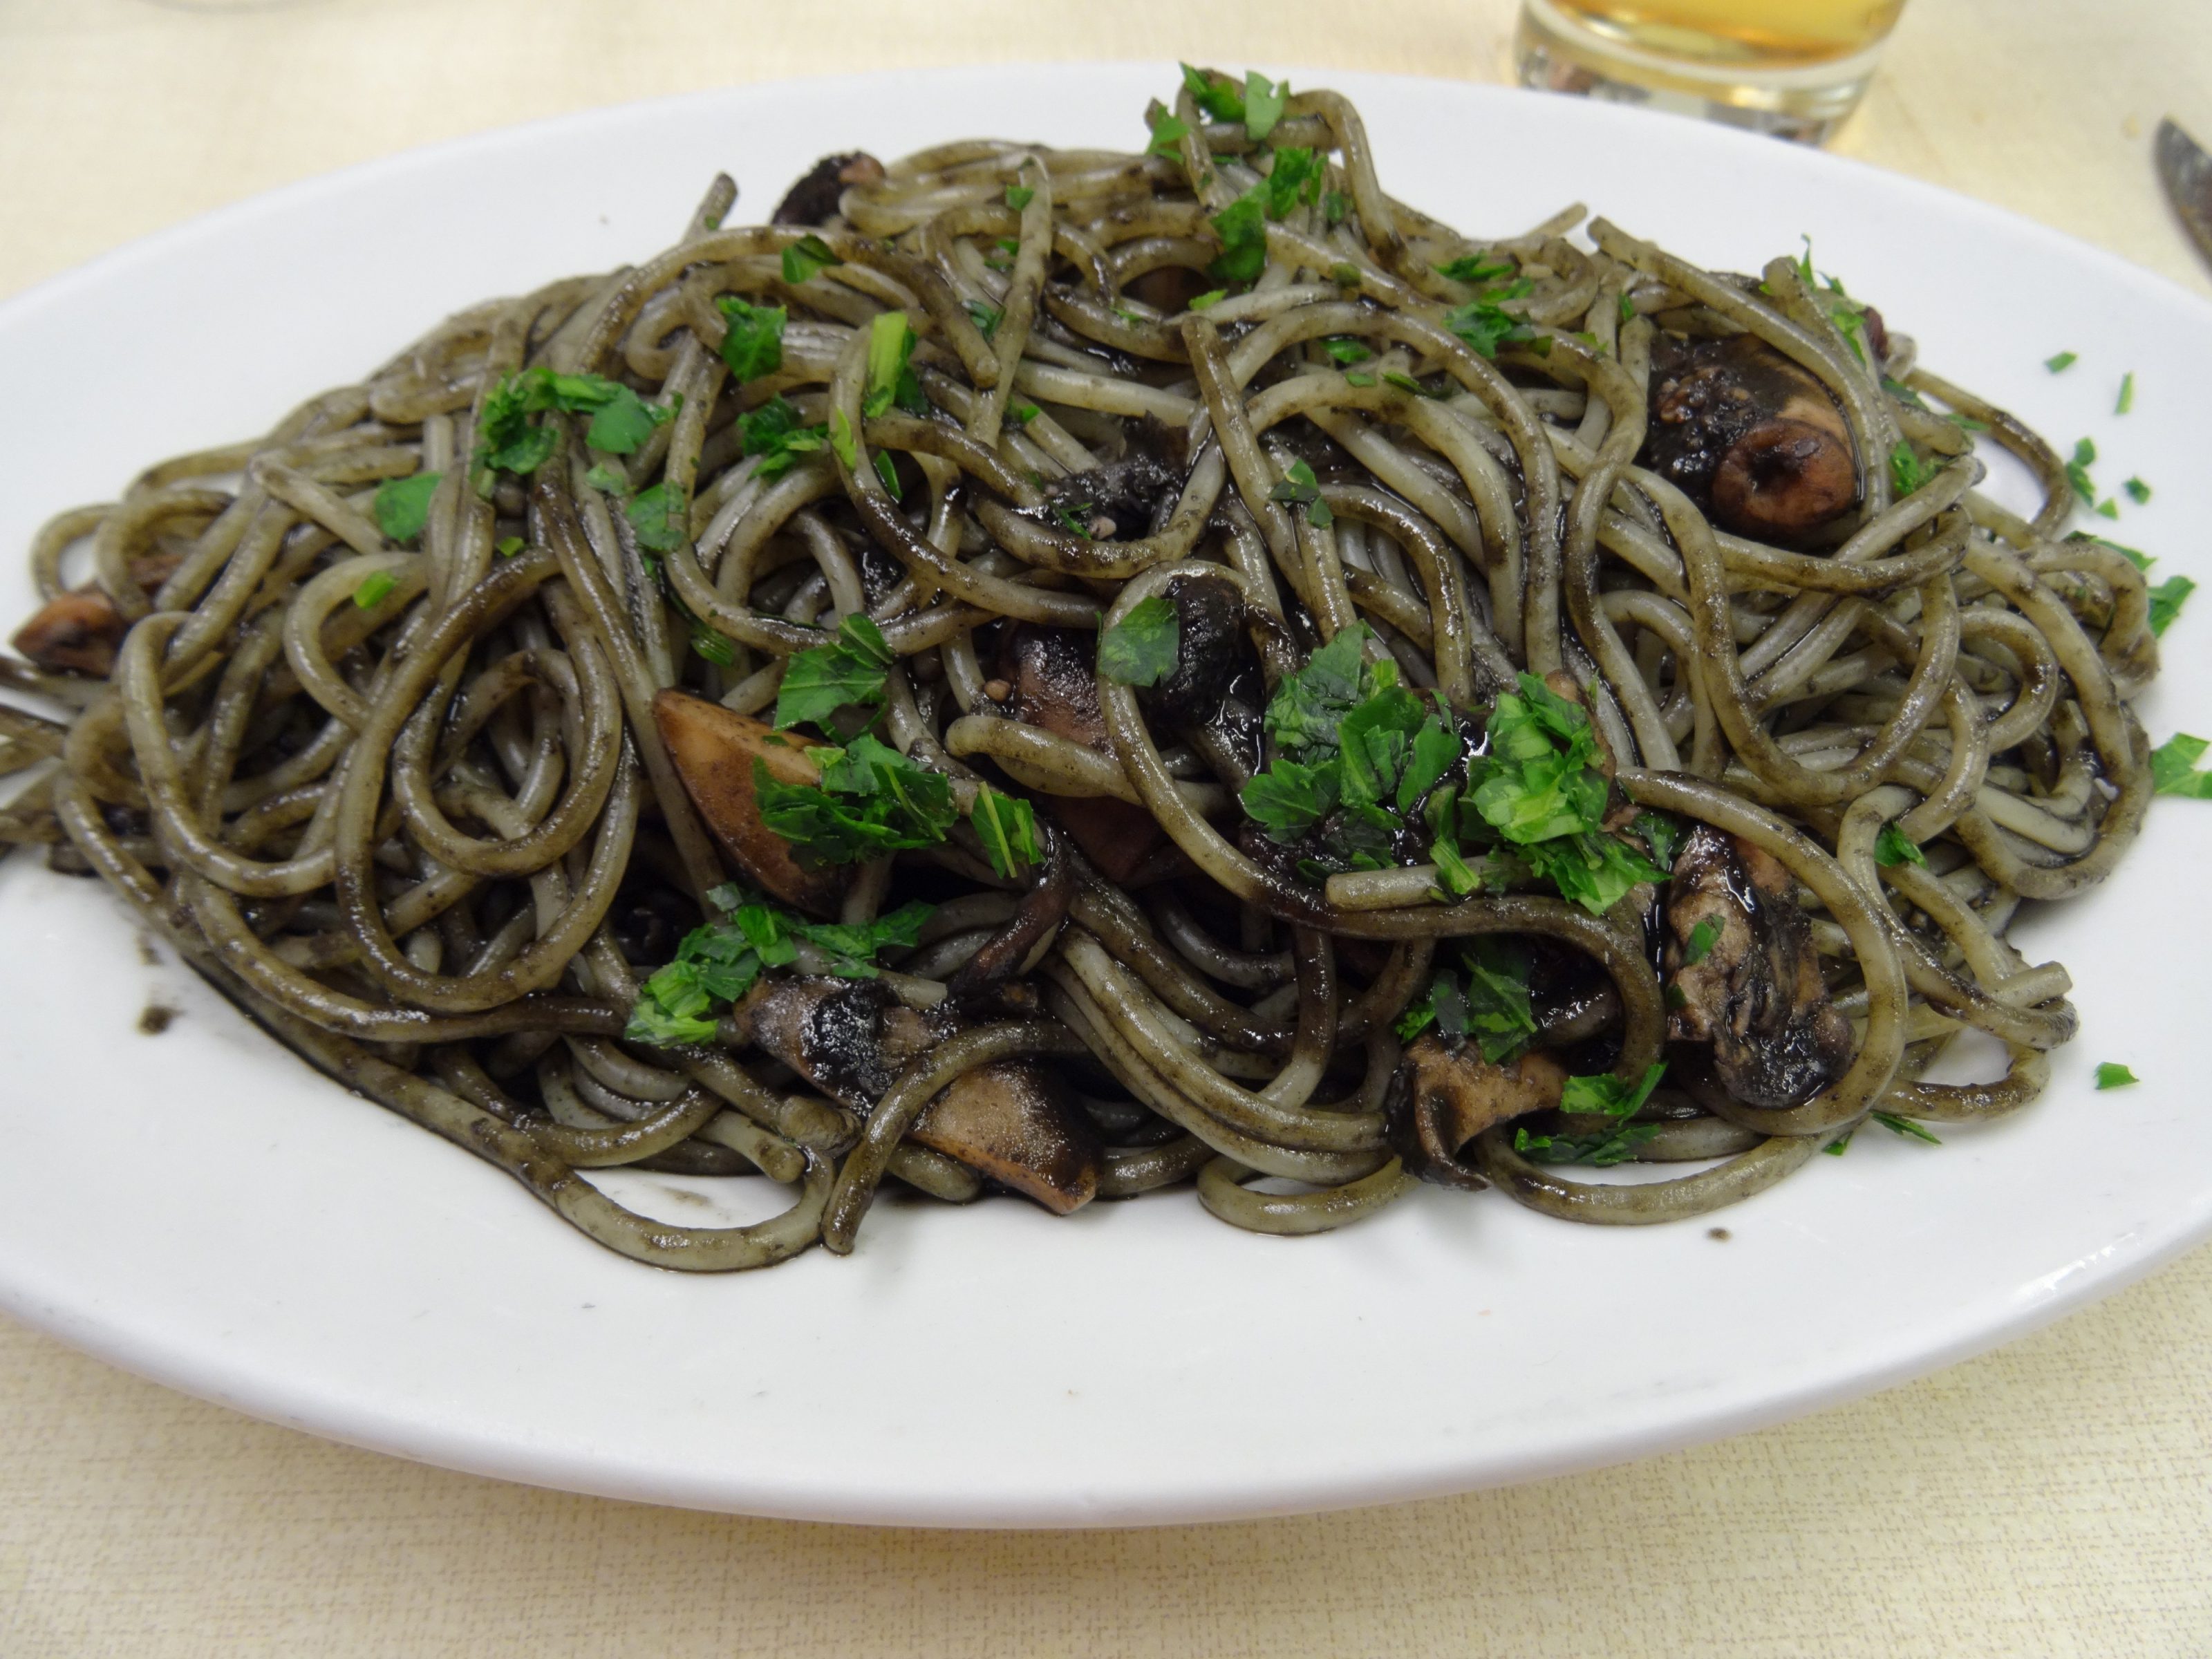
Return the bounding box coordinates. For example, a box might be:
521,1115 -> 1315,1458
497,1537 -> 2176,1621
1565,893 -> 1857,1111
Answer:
625,482 -> 683,553
1436,253 -> 1515,285
2067,437 -> 2099,505
755,732 -> 957,865
1513,1120 -> 1661,1168
1179,63 -> 1246,122
1260,147 -> 1325,216
1872,1110 -> 1941,1145
2151,731 -> 2212,798
1005,184 -> 1034,211
1890,441 -> 1935,496
583,463 -> 628,494
1208,191 -> 1269,285
1382,371 -> 1443,397
2097,498 -> 2121,521
2117,371 -> 2136,414
1884,375 -> 1931,411
971,786 -> 1040,879
2094,1062 -> 2139,1089
1561,1061 -> 1667,1118
1443,291 -> 1537,359
1240,756 -> 1341,843
1263,625 -> 1370,755
1322,190 -> 1348,225
782,234 -> 841,285
372,471 -> 442,545
1682,917 -> 1721,966
1619,292 -> 1637,324
1519,831 -> 1668,917
1098,593 -> 1179,687
1268,458 -> 1333,527
716,296 -> 787,382
2124,476 -> 2152,504
2148,574 -> 2195,636
1322,337 -> 1371,364
1874,820 -> 1926,867
1430,835 -> 1479,897
353,570 -> 399,610
964,299 -> 1002,339
689,626 -> 735,667
2045,350 -> 2077,373
1009,402 -> 1040,426
585,386 -> 675,456
1147,109 -> 1190,159
1188,288 -> 1226,311
495,535 -> 525,558
873,450 -> 903,500
1824,1130 -> 1853,1155
737,395 -> 828,479
1398,716 -> 1461,812
862,310 -> 927,418
827,409 -> 859,471
1631,810 -> 1683,872
1343,371 -> 1376,387
774,612 -> 894,731
1243,71 -> 1288,142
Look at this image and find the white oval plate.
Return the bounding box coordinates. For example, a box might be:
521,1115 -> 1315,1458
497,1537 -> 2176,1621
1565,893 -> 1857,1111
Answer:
2,65 -> 2208,1528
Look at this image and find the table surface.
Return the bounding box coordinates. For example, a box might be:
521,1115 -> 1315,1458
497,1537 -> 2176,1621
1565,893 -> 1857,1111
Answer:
3,1 -> 2210,1653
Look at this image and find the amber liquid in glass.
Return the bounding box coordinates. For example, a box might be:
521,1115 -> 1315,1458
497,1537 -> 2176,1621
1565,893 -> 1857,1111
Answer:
1517,0 -> 1906,142
1548,0 -> 1906,66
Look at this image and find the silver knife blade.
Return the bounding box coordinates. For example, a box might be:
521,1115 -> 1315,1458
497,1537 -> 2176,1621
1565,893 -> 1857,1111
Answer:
2155,118 -> 2212,274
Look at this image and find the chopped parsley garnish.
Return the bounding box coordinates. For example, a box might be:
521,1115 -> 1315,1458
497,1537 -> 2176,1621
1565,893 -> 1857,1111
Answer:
775,612 -> 894,732
736,395 -> 828,478
353,570 -> 398,610
781,234 -> 841,285
583,462 -> 628,494
1009,402 -> 1040,425
1261,147 -> 1325,216
624,884 -> 933,1046
1461,675 -> 1667,915
2066,437 -> 2099,506
1790,241 -> 1873,363
372,471 -> 441,545
2117,371 -> 2136,414
1331,262 -> 1362,287
2094,1062 -> 2139,1089
971,786 -> 1040,879
2148,574 -> 2195,636
1188,288 -> 1226,310
475,368 -> 674,486
2125,476 -> 2152,504
1436,253 -> 1515,286
1873,821 -> 1926,867
874,451 -> 903,500
1631,811 -> 1683,872
1824,1130 -> 1853,1155
1179,62 -> 1246,122
1322,190 -> 1348,225
1098,593 -> 1179,686
964,299 -> 1002,340
1146,109 -> 1190,159
1322,337 -> 1371,364
2070,530 -> 2153,570
755,731 -> 958,865
1208,192 -> 1269,285
1430,836 -> 1478,896
1005,184 -> 1035,211
1396,938 -> 1536,1062
716,296 -> 786,382
1872,1110 -> 1940,1145
689,627 -> 735,666
1268,458 -> 1333,527
2150,732 -> 2212,797
863,311 -> 928,418
1889,441 -> 1936,496
1619,292 -> 1637,324
1681,917 -> 1721,966
1344,371 -> 1376,387
2045,350 -> 2078,373
625,482 -> 683,554
1382,371 -> 1443,397
496,535 -> 525,558
827,409 -> 859,471
1242,71 -> 1288,142
1443,276 -> 1538,359
1512,1060 -> 1668,1166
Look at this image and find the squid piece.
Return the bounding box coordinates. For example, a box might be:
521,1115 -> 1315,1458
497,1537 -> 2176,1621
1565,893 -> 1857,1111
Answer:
771,151 -> 886,226
1663,825 -> 1853,1109
1389,1039 -> 1567,1190
651,689 -> 844,915
1640,333 -> 1859,544
10,546 -> 187,678
732,975 -> 1100,1212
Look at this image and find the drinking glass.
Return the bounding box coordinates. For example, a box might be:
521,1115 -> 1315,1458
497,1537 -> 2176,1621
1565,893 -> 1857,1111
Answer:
1515,0 -> 1908,144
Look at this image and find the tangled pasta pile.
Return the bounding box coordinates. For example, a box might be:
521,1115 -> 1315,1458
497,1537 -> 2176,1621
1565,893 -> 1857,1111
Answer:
0,72 -> 2153,1269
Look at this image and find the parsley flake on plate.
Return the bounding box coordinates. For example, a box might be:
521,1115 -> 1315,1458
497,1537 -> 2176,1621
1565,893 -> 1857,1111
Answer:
2117,371 -> 2136,414
2150,732 -> 2212,798
1098,593 -> 1179,687
2094,1062 -> 2139,1089
1871,1111 -> 1940,1145
2148,575 -> 2195,636
2045,350 -> 2078,373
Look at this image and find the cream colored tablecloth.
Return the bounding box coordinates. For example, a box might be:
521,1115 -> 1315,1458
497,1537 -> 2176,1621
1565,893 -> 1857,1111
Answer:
3,1 -> 2210,1653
